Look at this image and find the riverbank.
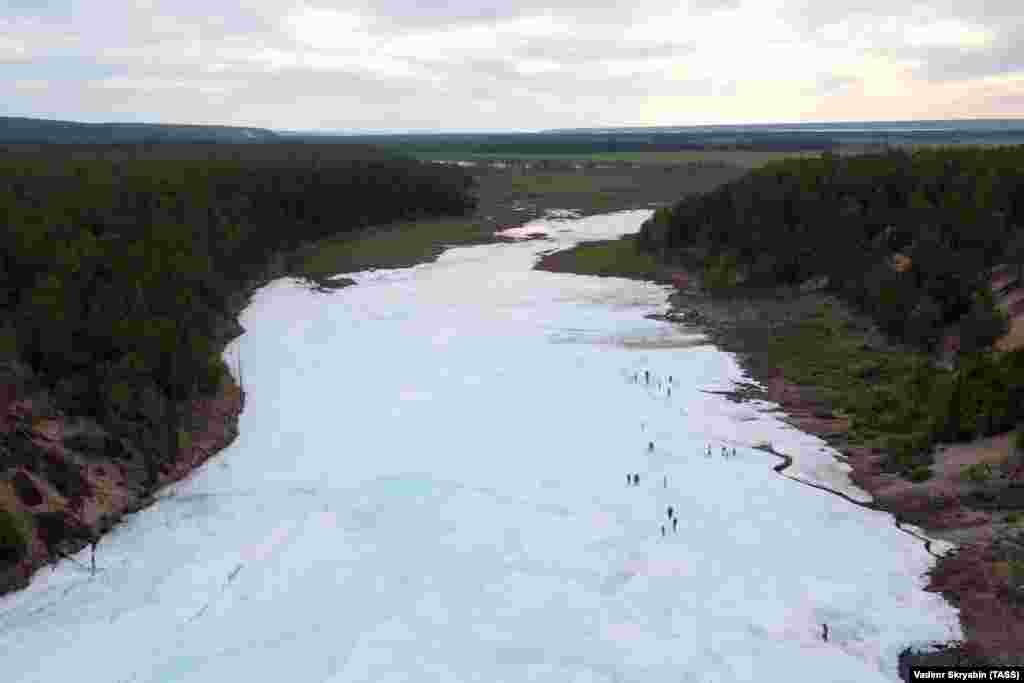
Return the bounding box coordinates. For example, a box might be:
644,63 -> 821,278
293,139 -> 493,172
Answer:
290,160 -> 746,285
537,240 -> 1024,667
1,155 -> 749,598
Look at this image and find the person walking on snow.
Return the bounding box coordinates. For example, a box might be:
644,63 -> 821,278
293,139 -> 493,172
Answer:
672,517 -> 678,533
648,441 -> 654,453
667,506 -> 674,519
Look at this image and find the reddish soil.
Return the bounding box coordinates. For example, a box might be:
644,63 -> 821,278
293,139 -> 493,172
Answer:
0,375 -> 243,594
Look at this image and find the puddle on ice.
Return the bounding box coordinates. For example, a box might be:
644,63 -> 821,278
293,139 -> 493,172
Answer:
0,210 -> 959,683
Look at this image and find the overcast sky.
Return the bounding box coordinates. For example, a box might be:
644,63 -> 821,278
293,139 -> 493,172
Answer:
2,1 -> 1022,131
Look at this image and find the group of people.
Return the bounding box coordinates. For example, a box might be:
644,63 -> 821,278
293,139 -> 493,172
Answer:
626,471 -> 679,537
627,369 -> 676,395
704,444 -> 737,459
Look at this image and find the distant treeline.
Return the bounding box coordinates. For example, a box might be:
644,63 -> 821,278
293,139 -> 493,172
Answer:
0,116 -> 282,145
0,143 -> 475,484
345,132 -> 841,155
639,146 -> 1024,474
341,131 -> 1024,158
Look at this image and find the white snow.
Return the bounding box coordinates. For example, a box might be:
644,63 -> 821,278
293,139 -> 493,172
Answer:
0,210 -> 959,682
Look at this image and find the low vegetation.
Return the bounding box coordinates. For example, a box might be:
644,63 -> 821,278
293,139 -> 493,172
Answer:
0,504 -> 31,564
292,216 -> 487,279
536,236 -> 662,281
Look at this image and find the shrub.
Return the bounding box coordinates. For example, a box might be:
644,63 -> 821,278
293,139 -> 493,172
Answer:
906,465 -> 933,482
1015,427 -> 1024,454
882,432 -> 934,472
1005,511 -> 1023,525
961,462 -> 993,485
702,252 -> 738,293
0,505 -> 30,564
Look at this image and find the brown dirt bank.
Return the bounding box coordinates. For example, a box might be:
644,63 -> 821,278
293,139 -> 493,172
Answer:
0,368 -> 243,594
662,284 -> 1024,668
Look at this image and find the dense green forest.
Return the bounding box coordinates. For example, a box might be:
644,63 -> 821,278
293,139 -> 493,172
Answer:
0,143 -> 475,488
639,146 -> 1024,476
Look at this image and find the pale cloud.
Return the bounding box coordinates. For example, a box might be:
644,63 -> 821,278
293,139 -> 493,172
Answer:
2,0 -> 1022,129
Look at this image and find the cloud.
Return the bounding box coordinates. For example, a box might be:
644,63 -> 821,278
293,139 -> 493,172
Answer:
1,0 -> 1021,129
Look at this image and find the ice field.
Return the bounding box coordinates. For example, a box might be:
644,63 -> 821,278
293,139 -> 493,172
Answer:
0,209 -> 959,682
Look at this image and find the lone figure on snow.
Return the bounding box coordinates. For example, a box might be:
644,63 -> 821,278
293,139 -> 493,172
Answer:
822,624 -> 829,642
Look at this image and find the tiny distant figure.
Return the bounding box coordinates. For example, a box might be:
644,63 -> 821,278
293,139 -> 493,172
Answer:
648,441 -> 654,453
660,524 -> 666,537
667,506 -> 674,519
628,474 -> 632,486
822,624 -> 829,642
705,444 -> 712,458
641,421 -> 646,431
667,387 -> 672,398
90,538 -> 97,576
672,517 -> 678,532
634,473 -> 640,485
663,475 -> 667,488
721,446 -> 727,458
732,447 -> 737,458
645,370 -> 650,384
669,375 -> 673,384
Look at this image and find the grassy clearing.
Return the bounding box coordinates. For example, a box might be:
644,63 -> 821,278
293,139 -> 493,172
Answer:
756,301 -> 939,452
291,216 -> 488,281
535,235 -> 663,281
506,172 -> 640,196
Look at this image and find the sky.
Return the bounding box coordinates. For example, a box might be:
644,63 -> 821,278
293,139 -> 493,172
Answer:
1,0 -> 1022,131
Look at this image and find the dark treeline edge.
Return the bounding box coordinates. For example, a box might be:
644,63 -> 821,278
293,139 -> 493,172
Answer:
638,146 -> 1024,477
0,143 -> 476,564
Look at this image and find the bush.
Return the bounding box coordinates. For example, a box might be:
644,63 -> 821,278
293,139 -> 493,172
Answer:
906,465 -> 933,482
961,462 -> 993,485
882,432 -> 934,472
1016,427 -> 1024,454
0,505 -> 30,564
702,252 -> 738,293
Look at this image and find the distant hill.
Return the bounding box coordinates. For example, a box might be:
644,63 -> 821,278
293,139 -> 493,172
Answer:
0,116 -> 281,144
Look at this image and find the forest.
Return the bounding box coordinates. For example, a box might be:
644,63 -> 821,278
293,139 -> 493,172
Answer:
0,143 -> 476,499
639,146 -> 1024,476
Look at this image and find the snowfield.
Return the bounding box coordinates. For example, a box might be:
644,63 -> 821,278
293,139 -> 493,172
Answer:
0,210 -> 958,682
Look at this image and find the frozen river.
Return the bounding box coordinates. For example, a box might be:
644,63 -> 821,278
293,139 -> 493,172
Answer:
0,210 -> 958,682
